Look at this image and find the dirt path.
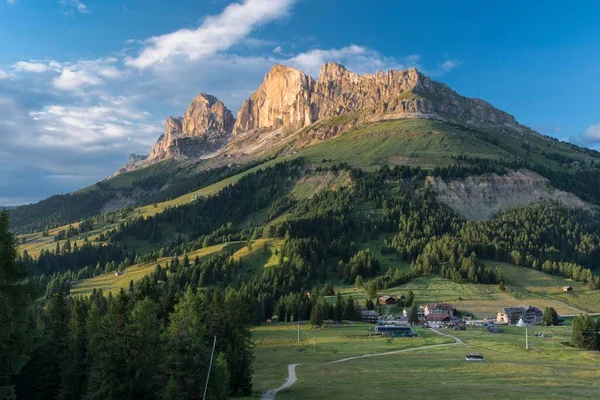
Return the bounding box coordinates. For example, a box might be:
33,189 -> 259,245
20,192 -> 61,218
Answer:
262,364 -> 299,400
261,329 -> 463,399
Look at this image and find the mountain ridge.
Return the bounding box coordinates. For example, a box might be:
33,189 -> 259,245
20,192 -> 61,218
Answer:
118,62 -> 527,174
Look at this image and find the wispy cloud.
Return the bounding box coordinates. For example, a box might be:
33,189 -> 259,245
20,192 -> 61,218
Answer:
440,59 -> 462,73
126,0 -> 296,69
59,0 -> 90,14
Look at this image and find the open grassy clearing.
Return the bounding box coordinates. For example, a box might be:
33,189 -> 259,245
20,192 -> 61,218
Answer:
270,325 -> 600,399
250,323 -> 452,398
290,170 -> 351,200
233,238 -> 283,277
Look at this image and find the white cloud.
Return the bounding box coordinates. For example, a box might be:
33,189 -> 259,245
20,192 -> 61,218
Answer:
0,69 -> 8,79
53,68 -> 103,91
273,46 -> 283,54
60,0 -> 90,14
6,0 -> 16,5
126,0 -> 296,69
29,96 -> 160,149
580,123 -> 600,144
440,59 -> 462,73
12,61 -> 57,73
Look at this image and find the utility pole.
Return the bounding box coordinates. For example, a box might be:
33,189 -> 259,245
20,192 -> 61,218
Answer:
526,325 -> 529,350
297,319 -> 300,342
203,335 -> 217,400
313,335 -> 316,352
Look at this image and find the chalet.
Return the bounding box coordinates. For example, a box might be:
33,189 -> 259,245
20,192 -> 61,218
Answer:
375,324 -> 415,337
523,306 -> 543,324
426,313 -> 451,328
114,271 -> 123,276
361,308 -> 379,323
396,294 -> 406,301
379,295 -> 396,306
424,303 -> 454,318
563,286 -> 573,292
191,194 -> 205,201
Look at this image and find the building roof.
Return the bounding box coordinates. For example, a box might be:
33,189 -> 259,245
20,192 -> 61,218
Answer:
361,309 -> 379,317
425,303 -> 453,310
375,325 -> 413,332
426,313 -> 451,322
501,307 -> 525,314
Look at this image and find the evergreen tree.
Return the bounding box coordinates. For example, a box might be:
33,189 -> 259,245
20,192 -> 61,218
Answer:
541,307 -> 559,326
408,301 -> 419,325
310,303 -> 323,327
125,298 -> 163,399
0,211 -> 34,399
58,298 -> 90,400
333,292 -> 343,323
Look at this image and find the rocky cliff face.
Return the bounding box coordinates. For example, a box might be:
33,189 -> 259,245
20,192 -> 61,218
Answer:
233,62 -> 520,136
426,170 -> 588,220
147,94 -> 235,163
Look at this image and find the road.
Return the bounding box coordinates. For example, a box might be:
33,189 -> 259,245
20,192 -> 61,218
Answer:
261,329 -> 463,399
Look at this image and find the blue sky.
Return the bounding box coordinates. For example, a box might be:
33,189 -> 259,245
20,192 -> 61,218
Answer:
1,0 -> 600,205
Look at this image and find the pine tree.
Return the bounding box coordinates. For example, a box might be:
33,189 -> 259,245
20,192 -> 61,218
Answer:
0,211 -> 34,398
57,298 -> 90,400
542,307 -> 559,326
125,298 -> 163,399
333,292 -> 343,323
408,301 -> 419,325
310,303 -> 323,327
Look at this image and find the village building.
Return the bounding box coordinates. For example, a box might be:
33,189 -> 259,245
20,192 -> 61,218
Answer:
375,324 -> 415,337
361,308 -> 380,323
378,295 -> 396,306
425,313 -> 451,328
424,303 -> 454,318
563,286 -> 573,292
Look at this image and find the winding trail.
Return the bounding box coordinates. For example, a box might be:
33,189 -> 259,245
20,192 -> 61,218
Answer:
262,364 -> 299,400
261,329 -> 463,399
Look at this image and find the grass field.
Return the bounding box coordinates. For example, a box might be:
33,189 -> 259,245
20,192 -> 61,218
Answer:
258,324 -> 600,399
250,323 -> 452,398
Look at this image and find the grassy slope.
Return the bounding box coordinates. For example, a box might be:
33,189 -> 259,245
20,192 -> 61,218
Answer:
258,325 -> 600,399
70,238 -> 284,296
334,260 -> 599,317
70,242 -> 243,296
299,119 -> 512,170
